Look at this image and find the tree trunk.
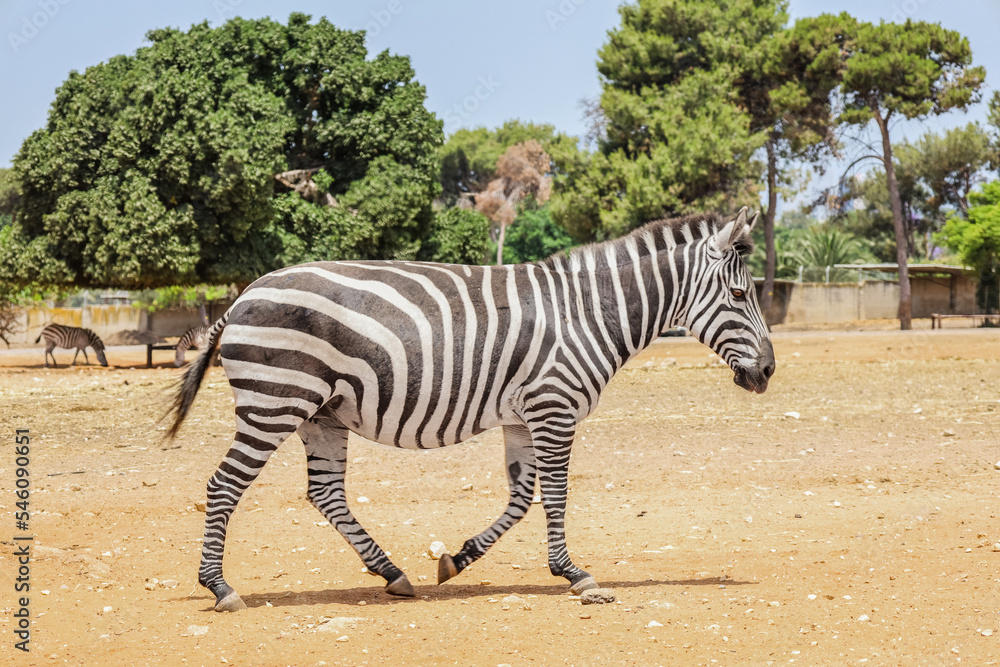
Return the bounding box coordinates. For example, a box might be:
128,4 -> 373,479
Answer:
496,222 -> 507,266
874,110 -> 912,330
762,139 -> 778,319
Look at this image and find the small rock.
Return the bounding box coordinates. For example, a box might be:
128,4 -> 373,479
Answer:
356,496 -> 369,503
858,614 -> 870,622
428,541 -> 447,560
982,629 -> 994,637
647,620 -> 663,627
531,495 -> 542,504
102,606 -> 113,613
142,479 -> 158,487
502,594 -> 531,610
769,601 -> 780,607
160,579 -> 179,589
187,625 -> 209,636
784,411 -> 800,420
144,581 -> 156,591
994,462 -> 1000,471
461,483 -> 473,491
579,614 -> 591,619
581,588 -> 616,605
317,617 -> 366,633
942,429 -> 956,437
335,635 -> 348,642
194,501 -> 207,512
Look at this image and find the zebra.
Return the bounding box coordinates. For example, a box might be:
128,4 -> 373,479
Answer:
35,323 -> 108,368
174,325 -> 209,367
167,206 -> 775,612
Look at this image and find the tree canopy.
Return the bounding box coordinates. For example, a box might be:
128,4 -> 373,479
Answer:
836,18 -> 985,328
438,120 -> 583,208
1,13 -> 444,289
551,0 -> 787,241
938,181 -> 1000,312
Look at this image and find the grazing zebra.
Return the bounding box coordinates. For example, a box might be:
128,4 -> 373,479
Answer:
167,206 -> 775,612
35,323 -> 108,368
174,325 -> 209,367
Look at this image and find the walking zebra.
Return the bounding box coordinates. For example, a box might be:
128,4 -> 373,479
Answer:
167,207 -> 775,612
35,323 -> 108,368
174,325 -> 209,367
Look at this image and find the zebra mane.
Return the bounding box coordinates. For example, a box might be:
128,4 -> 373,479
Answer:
541,211 -> 754,269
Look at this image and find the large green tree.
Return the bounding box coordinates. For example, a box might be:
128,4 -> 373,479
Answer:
1,13 -> 444,289
838,19 -> 985,329
552,0 -> 786,241
938,181 -> 1000,313
752,12 -> 849,312
0,168 -> 21,228
910,123 -> 993,219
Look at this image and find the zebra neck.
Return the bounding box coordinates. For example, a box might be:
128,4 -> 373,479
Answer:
561,242 -> 679,373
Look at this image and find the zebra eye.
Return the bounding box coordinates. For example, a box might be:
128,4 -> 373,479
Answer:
731,289 -> 745,300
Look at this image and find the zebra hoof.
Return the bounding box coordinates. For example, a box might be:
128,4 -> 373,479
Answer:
214,591 -> 247,612
569,576 -> 599,595
385,574 -> 415,597
437,553 -> 458,584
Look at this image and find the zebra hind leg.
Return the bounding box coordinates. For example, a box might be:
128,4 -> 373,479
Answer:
438,424 -> 537,584
531,420 -> 599,594
198,413 -> 297,612
44,345 -> 55,368
298,414 -> 415,597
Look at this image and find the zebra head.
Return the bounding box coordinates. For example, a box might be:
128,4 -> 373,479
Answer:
92,337 -> 108,367
683,207 -> 774,394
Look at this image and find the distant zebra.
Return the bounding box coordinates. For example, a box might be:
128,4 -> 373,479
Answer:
167,207 -> 775,612
174,325 -> 209,367
35,324 -> 108,368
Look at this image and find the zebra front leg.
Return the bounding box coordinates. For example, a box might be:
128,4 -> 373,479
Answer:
532,424 -> 598,594
438,424 -> 537,584
298,417 -> 414,597
198,419 -> 292,611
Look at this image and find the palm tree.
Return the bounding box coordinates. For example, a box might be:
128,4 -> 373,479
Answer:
789,226 -> 875,282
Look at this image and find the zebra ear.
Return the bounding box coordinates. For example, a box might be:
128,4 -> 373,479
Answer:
748,210 -> 760,233
711,207 -> 749,255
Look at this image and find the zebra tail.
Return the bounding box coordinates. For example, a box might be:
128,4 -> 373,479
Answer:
164,312 -> 229,439
34,333 -> 42,344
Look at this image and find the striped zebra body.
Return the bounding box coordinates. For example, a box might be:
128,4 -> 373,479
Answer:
174,325 -> 209,367
35,323 -> 107,368
168,207 -> 775,611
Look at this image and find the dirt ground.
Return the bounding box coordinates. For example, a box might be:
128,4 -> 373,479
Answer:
1,327 -> 999,666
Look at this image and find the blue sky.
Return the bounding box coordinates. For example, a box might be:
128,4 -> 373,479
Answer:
2,0 -> 998,205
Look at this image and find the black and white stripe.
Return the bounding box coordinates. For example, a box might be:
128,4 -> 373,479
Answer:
35,323 -> 108,368
168,207 -> 775,611
174,325 -> 209,367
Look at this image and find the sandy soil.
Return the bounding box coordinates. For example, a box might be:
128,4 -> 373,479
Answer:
1,328 -> 999,666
